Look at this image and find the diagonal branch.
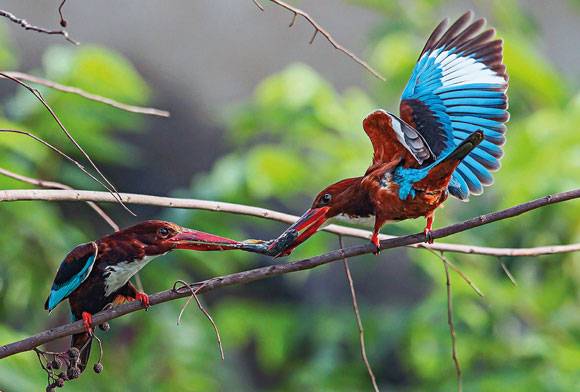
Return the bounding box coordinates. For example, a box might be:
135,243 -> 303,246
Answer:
0,72 -> 133,215
1,187 -> 579,358
1,72 -> 170,118
0,188 -> 578,257
253,0 -> 385,81
0,9 -> 78,44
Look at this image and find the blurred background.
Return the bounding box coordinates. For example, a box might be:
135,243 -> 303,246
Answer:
0,0 -> 579,390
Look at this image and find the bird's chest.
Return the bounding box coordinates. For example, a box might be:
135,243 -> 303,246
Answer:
373,173 -> 447,219
101,255 -> 159,296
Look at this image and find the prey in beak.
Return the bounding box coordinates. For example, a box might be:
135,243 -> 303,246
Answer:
266,206 -> 331,257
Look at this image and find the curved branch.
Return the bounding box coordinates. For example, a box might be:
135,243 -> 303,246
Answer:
0,188 -> 579,257
1,72 -> 170,118
254,0 -> 385,81
1,187 -> 579,358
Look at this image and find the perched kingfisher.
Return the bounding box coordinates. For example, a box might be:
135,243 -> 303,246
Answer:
264,11 -> 508,255
45,220 -> 253,371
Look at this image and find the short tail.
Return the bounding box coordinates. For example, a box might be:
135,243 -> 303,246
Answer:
71,332 -> 92,373
417,131 -> 483,189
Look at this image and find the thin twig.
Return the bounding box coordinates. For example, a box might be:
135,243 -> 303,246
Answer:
0,130 -> 124,210
498,257 -> 518,286
0,72 -> 134,215
2,186 -> 580,358
252,0 -> 265,11
256,0 -> 385,81
444,262 -> 462,392
1,72 -> 170,118
0,9 -> 77,44
173,280 -> 224,360
1,188 -> 579,258
426,249 -> 483,297
338,235 -> 379,392
0,167 -> 118,231
58,0 -> 68,27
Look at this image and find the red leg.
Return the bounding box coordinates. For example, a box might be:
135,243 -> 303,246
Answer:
371,218 -> 383,255
81,311 -> 93,335
135,291 -> 150,309
424,213 -> 434,244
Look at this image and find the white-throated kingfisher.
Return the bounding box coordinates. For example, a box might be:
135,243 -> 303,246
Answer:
265,11 -> 508,255
44,220 -> 260,371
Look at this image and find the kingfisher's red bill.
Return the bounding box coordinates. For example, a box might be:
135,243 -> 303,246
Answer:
265,11 -> 508,256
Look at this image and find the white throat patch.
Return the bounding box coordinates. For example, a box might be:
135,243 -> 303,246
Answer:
103,254 -> 163,296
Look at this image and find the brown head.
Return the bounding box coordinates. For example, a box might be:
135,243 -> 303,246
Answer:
268,177 -> 370,256
104,220 -> 242,256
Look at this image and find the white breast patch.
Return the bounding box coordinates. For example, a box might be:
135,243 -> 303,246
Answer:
103,254 -> 162,296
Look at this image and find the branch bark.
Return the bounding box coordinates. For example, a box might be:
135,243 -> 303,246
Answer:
1,187 -> 579,358
0,188 -> 578,257
1,72 -> 170,118
254,0 -> 385,81
0,9 -> 77,44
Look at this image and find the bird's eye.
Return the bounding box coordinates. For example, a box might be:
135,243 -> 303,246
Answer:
320,193 -> 332,205
158,227 -> 170,238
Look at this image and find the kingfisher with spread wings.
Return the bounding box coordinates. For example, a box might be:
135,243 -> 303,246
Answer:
264,11 -> 508,255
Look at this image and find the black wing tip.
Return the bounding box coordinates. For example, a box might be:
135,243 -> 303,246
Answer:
423,11 -> 505,76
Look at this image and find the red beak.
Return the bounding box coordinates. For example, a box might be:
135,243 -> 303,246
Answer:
168,229 -> 242,251
268,206 -> 331,256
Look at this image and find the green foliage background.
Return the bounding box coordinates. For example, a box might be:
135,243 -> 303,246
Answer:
1,1 -> 579,391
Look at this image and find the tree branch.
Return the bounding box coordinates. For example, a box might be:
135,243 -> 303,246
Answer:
1,187 -> 579,358
0,167 -> 119,231
253,0 -> 385,81
0,9 -> 78,45
0,188 -> 578,257
0,72 -> 170,118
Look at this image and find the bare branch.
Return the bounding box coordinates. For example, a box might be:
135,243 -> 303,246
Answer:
256,0 -> 385,81
444,262 -> 462,392
498,257 -> 518,286
1,187 -> 579,358
58,0 -> 68,27
426,249 -> 483,297
1,72 -> 170,118
0,9 -> 78,44
0,188 -> 578,258
173,280 -> 224,360
0,73 -> 134,215
0,167 -> 119,231
338,235 -> 379,392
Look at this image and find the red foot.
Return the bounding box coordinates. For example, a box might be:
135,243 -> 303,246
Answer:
370,232 -> 381,255
424,228 -> 434,244
135,291 -> 150,309
81,312 -> 93,335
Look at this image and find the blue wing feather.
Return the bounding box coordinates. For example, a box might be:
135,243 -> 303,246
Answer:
45,243 -> 98,311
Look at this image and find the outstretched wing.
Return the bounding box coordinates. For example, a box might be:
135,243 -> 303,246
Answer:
363,110 -> 432,171
400,11 -> 508,200
45,242 -> 98,311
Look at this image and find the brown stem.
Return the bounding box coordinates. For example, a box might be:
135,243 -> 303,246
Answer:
256,0 -> 385,81
0,188 -> 578,257
0,9 -> 78,44
1,187 -> 579,358
1,72 -> 170,117
444,262 -> 462,392
338,236 -> 379,392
